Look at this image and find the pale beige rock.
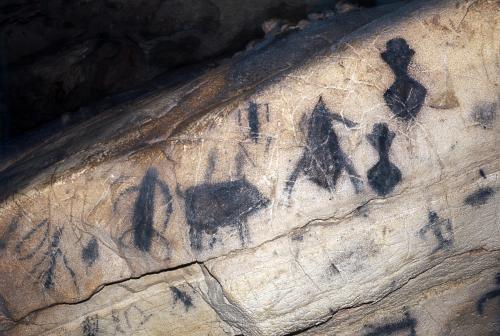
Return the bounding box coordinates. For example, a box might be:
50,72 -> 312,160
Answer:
6,265 -> 237,336
0,0 -> 498,335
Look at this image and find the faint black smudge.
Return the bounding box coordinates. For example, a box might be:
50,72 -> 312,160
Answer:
170,286 -> 194,311
472,102 -> 496,129
81,238 -> 99,267
464,187 -> 495,207
0,217 -> 18,251
82,314 -> 99,336
476,273 -> 500,315
363,311 -> 417,336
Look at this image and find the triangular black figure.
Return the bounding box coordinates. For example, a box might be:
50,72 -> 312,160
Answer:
381,38 -> 427,122
285,97 -> 363,197
366,123 -> 401,196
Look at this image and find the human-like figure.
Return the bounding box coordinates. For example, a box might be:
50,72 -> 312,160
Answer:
285,97 -> 363,197
366,123 -> 401,196
381,38 -> 427,122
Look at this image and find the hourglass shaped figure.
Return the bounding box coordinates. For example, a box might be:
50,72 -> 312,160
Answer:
381,38 -> 427,122
366,123 -> 401,196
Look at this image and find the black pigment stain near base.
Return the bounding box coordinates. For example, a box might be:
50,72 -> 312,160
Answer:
82,314 -> 99,336
363,311 -> 417,336
476,273 -> 500,315
381,38 -> 427,122
464,187 -> 495,207
419,211 -> 453,253
184,178 -> 269,250
366,123 -> 401,196
82,238 -> 99,267
248,101 -> 260,142
132,167 -> 173,252
170,286 -> 194,311
285,97 -> 363,197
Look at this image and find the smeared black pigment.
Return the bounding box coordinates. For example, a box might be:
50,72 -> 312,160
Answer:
464,187 -> 495,207
205,150 -> 217,182
15,219 -> 49,260
0,217 -> 18,250
363,311 -> 417,336
472,102 -> 496,129
366,123 -> 401,196
419,211 -> 453,253
170,286 -> 194,311
329,263 -> 340,275
381,38 -> 427,122
131,167 -> 173,252
479,169 -> 486,179
82,314 -> 99,336
476,273 -> 500,315
42,228 -> 64,289
285,97 -> 363,197
185,178 -> 269,250
248,101 -> 260,142
82,238 -> 99,267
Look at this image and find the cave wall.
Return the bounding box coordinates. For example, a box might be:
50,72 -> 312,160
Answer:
1,0 -> 343,139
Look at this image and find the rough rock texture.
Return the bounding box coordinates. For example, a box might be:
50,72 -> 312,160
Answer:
1,0 -> 346,138
0,0 -> 499,335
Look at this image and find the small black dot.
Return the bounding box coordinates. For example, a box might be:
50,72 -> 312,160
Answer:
479,169 -> 486,179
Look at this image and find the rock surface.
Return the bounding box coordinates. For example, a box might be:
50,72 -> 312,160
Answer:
1,0 -> 349,138
0,0 -> 499,335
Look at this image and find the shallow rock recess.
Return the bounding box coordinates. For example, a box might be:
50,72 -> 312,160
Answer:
0,0 -> 498,335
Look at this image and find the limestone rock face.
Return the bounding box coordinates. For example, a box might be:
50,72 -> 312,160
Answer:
1,0 -> 339,137
0,0 -> 499,335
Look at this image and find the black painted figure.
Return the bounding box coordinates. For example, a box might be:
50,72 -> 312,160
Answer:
15,219 -> 78,290
419,211 -> 453,253
363,311 -> 417,336
41,228 -> 76,289
132,168 -> 172,251
285,97 -> 363,197
381,38 -> 427,122
184,178 -> 269,250
366,123 -> 401,196
476,273 -> 500,315
248,101 -> 260,142
116,167 -> 173,254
